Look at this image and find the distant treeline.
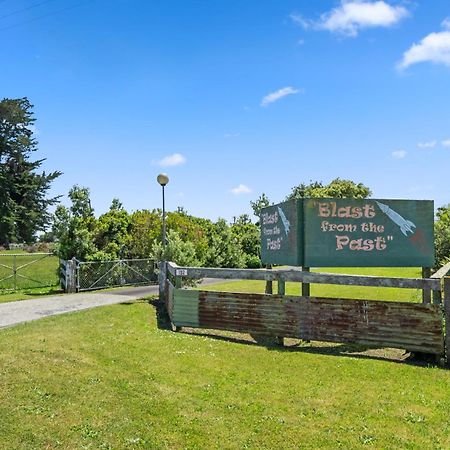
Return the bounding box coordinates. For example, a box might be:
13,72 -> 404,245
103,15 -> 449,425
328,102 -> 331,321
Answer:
52,186 -> 261,268
51,180 -> 450,271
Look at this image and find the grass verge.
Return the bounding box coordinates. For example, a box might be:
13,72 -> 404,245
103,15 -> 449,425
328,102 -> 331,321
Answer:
0,298 -> 449,449
0,286 -> 62,304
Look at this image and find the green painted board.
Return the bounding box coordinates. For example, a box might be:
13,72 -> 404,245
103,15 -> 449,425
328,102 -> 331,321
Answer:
304,198 -> 434,267
260,200 -> 303,266
260,198 -> 434,267
172,289 -> 199,327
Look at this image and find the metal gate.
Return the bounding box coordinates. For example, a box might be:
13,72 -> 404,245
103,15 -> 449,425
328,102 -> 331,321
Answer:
76,258 -> 157,291
0,253 -> 59,291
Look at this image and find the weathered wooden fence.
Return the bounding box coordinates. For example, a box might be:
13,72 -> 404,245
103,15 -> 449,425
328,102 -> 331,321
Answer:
159,261 -> 450,365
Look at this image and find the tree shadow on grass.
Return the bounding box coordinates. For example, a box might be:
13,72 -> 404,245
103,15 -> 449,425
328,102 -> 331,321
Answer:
272,341 -> 442,368
117,298 -> 155,307
168,327 -> 443,368
20,288 -> 63,297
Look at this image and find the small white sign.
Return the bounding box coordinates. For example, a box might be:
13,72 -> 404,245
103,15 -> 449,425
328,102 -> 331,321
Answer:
176,269 -> 188,277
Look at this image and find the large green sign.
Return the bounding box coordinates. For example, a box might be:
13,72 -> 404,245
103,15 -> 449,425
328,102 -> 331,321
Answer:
261,198 -> 434,267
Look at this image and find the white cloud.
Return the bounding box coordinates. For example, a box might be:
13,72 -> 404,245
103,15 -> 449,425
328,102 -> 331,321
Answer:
442,17 -> 450,30
398,27 -> 450,69
290,13 -> 312,29
291,1 -> 409,37
157,153 -> 186,167
392,149 -> 407,159
261,87 -> 302,107
230,184 -> 252,195
442,139 -> 450,147
417,140 -> 437,149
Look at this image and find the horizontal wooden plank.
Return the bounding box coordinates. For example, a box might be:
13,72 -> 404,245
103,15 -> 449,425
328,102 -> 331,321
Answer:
167,262 -> 440,290
431,262 -> 450,279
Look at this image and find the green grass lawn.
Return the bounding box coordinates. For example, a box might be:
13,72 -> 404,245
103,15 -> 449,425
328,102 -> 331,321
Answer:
0,298 -> 449,449
0,250 -> 60,302
200,267 -> 423,302
0,286 -> 63,304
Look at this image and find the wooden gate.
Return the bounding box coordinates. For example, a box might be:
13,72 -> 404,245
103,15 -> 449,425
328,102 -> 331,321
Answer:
160,262 -> 450,364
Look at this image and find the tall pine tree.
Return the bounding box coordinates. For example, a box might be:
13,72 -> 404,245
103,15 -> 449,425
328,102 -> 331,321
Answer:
0,98 -> 61,245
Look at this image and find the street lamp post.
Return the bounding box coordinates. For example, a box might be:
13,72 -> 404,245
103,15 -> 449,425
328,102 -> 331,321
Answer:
157,173 -> 169,252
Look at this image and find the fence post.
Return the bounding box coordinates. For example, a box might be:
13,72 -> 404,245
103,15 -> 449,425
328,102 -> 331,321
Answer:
265,264 -> 273,294
433,286 -> 442,305
444,277 -> 450,368
13,254 -> 17,291
120,260 -> 124,285
422,267 -> 431,304
159,261 -> 167,304
275,277 -> 285,346
65,258 -> 77,293
302,266 -> 310,297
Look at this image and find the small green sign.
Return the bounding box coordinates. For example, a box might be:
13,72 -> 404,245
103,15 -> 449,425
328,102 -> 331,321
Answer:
260,198 -> 434,267
260,200 -> 303,266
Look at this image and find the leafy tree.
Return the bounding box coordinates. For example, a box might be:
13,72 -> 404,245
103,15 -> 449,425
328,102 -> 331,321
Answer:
435,204 -> 450,269
250,193 -> 271,219
93,199 -> 130,259
286,178 -> 371,200
0,97 -> 61,245
150,229 -> 200,267
127,209 -> 211,262
167,211 -> 210,264
204,219 -> 245,268
53,186 -> 97,260
231,214 -> 261,268
127,209 -> 162,259
285,181 -> 322,200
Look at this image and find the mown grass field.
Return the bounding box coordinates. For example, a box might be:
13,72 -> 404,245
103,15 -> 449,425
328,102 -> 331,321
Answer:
200,267 -> 423,302
0,250 -> 61,303
1,289 -> 449,449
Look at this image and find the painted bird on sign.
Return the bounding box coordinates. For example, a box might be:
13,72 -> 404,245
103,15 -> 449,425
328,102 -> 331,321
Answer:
375,202 -> 416,236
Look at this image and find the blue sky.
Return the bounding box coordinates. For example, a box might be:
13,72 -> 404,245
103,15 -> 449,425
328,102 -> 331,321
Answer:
2,0 -> 450,221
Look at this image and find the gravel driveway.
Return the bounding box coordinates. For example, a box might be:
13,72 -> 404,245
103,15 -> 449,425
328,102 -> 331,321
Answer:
0,279 -> 223,329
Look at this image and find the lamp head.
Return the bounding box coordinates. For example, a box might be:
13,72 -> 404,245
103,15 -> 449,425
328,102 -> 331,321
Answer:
157,173 -> 169,187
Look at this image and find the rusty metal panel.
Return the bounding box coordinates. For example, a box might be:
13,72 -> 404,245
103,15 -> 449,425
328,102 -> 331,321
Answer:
194,290 -> 443,355
292,297 -> 443,354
